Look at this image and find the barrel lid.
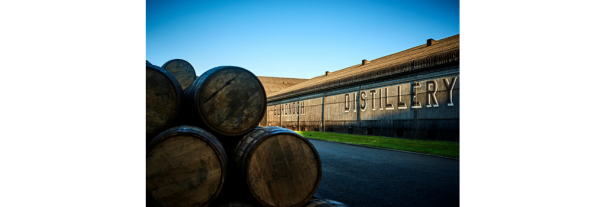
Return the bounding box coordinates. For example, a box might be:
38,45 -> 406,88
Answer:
193,66 -> 267,137
242,127 -> 321,207
162,59 -> 197,91
146,125 -> 226,207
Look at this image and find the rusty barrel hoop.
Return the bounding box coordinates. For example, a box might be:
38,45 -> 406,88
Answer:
146,125 -> 227,207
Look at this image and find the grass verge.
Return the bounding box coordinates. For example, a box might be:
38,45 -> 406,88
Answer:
294,131 -> 459,158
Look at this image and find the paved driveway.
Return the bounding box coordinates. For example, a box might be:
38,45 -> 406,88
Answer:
309,139 -> 459,207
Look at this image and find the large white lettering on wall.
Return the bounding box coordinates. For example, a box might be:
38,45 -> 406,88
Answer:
343,92 -> 357,113
426,80 -> 439,108
347,76 -> 458,112
411,82 -> 422,109
360,91 -> 367,112
369,90 -> 376,111
344,94 -> 350,112
353,93 -> 357,112
385,88 -> 394,110
397,85 -> 407,109
270,76 -> 458,118
443,76 -> 457,106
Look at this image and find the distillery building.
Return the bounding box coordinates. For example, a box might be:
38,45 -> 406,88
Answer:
260,34 -> 459,141
257,76 -> 308,127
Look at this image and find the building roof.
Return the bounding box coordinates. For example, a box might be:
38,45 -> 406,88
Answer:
268,34 -> 460,101
257,76 -> 309,97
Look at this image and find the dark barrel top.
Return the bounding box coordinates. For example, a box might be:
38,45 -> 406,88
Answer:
162,59 -> 197,91
184,66 -> 266,137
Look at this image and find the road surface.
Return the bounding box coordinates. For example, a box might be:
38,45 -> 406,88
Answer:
309,139 -> 459,207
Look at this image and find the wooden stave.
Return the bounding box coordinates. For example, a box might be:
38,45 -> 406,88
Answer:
147,125 -> 227,158
147,125 -> 228,207
232,126 -> 272,174
147,191 -> 161,207
146,64 -> 182,138
183,66 -> 267,137
232,126 -> 322,207
161,59 -> 197,91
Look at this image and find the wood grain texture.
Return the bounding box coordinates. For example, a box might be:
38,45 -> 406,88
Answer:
302,199 -> 348,207
184,66 -> 266,137
213,200 -> 260,207
147,126 -> 227,207
146,65 -> 182,136
162,59 -> 197,91
233,126 -> 321,207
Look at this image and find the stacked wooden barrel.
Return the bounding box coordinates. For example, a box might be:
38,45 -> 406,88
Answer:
147,125 -> 227,207
232,126 -> 321,207
162,59 -> 197,91
183,66 -> 266,137
146,64 -> 181,139
146,59 -> 347,207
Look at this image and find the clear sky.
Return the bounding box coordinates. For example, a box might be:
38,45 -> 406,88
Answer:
146,0 -> 459,79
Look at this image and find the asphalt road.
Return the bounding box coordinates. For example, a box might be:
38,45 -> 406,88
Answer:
309,139 -> 459,207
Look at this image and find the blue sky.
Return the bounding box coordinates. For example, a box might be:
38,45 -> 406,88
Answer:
147,0 -> 459,79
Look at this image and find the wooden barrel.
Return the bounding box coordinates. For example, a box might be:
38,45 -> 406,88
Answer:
146,191 -> 161,207
146,64 -> 182,137
162,59 -> 197,91
233,126 -> 321,207
147,125 -> 227,207
302,199 -> 348,207
184,66 -> 266,137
